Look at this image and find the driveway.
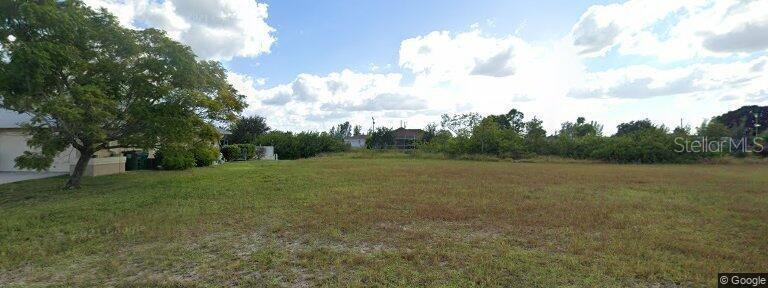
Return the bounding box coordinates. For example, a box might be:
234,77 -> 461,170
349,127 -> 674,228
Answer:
0,172 -> 67,185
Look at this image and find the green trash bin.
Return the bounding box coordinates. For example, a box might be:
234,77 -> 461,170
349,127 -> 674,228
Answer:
125,152 -> 139,171
136,152 -> 149,170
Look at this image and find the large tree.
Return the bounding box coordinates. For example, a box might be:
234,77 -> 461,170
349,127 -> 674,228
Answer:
0,1 -> 245,188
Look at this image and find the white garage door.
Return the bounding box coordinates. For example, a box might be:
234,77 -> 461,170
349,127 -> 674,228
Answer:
0,131 -> 76,172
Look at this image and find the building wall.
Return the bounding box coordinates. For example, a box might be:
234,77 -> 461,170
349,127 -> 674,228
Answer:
0,129 -> 78,172
344,138 -> 366,148
257,146 -> 277,160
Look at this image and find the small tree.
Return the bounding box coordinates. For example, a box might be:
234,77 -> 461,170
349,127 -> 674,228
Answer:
524,117 -> 547,154
227,116 -> 270,144
422,122 -> 438,143
440,113 -> 482,137
0,1 -> 245,188
329,121 -> 352,139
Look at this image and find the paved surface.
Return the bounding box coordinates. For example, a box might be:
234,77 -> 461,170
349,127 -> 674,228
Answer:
0,172 -> 67,185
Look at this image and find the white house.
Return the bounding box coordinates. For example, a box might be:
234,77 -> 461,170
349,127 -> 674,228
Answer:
0,109 -> 78,172
343,135 -> 367,149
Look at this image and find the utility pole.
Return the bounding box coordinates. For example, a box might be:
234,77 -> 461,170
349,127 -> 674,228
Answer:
371,117 -> 375,131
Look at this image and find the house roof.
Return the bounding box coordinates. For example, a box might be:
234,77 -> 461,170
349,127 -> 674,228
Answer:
0,108 -> 30,129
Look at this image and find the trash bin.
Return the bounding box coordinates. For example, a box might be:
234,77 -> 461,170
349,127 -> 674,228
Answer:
124,152 -> 139,171
136,152 -> 149,170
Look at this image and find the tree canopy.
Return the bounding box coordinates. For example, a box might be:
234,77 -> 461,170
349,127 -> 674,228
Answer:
227,116 -> 270,144
0,0 -> 245,188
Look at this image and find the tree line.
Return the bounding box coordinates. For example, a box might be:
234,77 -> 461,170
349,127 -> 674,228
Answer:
415,108 -> 767,163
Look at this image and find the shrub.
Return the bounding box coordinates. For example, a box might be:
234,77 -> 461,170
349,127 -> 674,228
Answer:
240,144 -> 256,159
156,145 -> 195,170
192,145 -> 219,167
221,145 -> 242,161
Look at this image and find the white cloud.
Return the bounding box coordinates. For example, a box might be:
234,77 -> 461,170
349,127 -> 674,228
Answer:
569,57 -> 768,104
570,0 -> 768,60
399,29 -> 526,82
321,93 -> 427,112
570,0 -> 694,57
230,70 -> 419,131
82,0 -> 275,60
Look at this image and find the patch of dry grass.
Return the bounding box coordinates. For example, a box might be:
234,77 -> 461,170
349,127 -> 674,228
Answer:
1,155 -> 766,286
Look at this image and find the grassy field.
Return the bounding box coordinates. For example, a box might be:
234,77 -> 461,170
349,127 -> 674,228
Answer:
1,153 -> 766,287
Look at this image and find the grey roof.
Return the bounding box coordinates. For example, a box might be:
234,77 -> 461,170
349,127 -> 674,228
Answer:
0,108 -> 30,128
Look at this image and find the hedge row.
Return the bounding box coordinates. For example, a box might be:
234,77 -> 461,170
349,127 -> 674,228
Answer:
220,144 -> 266,161
155,144 -> 219,170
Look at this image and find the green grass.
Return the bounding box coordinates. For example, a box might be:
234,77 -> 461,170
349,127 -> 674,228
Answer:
1,154 -> 767,286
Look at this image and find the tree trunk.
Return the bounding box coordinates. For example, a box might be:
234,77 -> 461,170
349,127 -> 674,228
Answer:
65,150 -> 92,189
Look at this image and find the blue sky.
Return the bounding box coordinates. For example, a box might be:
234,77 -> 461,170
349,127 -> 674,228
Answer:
231,0 -> 620,85
84,0 -> 768,134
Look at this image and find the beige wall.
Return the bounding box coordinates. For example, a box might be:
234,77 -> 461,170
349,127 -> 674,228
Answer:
72,156 -> 126,177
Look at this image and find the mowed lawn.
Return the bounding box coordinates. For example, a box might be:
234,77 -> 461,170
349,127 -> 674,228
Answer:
1,155 -> 766,287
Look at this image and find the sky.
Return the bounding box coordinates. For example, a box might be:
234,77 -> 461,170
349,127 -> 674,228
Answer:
82,0 -> 768,135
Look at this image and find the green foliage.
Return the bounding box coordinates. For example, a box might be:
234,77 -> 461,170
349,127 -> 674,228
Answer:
366,128 -> 395,149
591,130 -> 676,163
329,121 -> 352,139
615,119 -> 658,137
352,125 -> 363,137
524,117 -> 548,155
192,146 -> 219,167
221,145 -> 242,162
468,120 -> 526,158
419,112 -> 731,163
257,131 -> 345,160
698,120 -> 731,138
422,123 -> 438,143
156,145 -> 195,170
227,116 -> 270,144
440,113 -> 482,137
482,109 -> 525,133
240,144 -> 256,159
559,117 -> 603,138
0,1 -> 244,187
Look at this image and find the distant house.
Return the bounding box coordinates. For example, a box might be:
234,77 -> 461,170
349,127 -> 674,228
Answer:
393,128 -> 424,149
344,135 -> 367,149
